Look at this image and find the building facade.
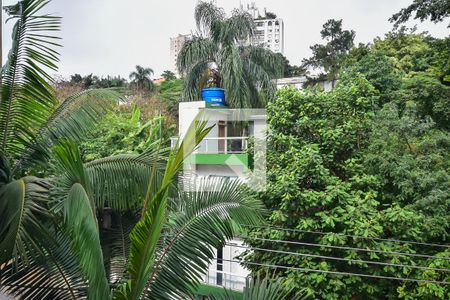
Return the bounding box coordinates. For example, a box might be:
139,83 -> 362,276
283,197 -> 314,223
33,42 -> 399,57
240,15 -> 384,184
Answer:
169,34 -> 191,77
276,76 -> 336,92
253,18 -> 284,54
243,2 -> 285,54
173,100 -> 267,296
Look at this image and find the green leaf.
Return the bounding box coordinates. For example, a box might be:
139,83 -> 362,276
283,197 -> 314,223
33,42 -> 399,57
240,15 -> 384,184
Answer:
146,177 -> 265,299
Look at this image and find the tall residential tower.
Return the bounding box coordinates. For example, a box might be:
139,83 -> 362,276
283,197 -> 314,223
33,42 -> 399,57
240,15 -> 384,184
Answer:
169,34 -> 191,77
243,2 -> 285,54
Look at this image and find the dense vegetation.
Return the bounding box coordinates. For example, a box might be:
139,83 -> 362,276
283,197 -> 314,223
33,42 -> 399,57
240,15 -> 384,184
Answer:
0,1 -> 272,299
245,22 -> 450,300
1,0 -> 448,299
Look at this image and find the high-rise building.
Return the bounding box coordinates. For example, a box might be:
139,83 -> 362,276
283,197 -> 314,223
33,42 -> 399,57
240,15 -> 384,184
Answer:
169,34 -> 191,76
242,2 -> 285,54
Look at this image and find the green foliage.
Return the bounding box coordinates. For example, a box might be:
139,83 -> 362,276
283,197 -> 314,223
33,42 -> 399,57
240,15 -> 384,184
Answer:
276,53 -> 306,78
1,2 -> 268,299
399,74 -> 450,129
70,73 -> 128,89
53,140 -> 110,299
303,19 -> 355,81
351,52 -> 403,105
157,79 -> 184,115
372,28 -> 431,74
426,37 -> 450,83
80,105 -> 173,161
246,67 -> 450,298
389,0 -> 450,27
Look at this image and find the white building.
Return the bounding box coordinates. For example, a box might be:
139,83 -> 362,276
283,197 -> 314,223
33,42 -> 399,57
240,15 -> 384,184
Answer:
243,2 -> 285,54
173,100 -> 267,296
276,76 -> 335,92
169,34 -> 191,77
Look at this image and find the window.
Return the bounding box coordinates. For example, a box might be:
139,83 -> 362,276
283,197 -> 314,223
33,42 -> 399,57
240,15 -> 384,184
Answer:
275,21 -> 279,25
267,40 -> 271,43
268,21 -> 272,26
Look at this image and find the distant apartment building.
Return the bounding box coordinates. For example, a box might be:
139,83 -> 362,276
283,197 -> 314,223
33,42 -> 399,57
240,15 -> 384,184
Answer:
169,34 -> 191,77
243,2 -> 285,54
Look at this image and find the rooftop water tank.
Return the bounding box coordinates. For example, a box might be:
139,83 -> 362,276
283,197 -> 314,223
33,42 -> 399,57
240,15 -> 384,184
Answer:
201,88 -> 226,107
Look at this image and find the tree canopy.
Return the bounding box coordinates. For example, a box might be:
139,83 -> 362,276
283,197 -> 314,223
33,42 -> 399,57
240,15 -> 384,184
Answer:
302,19 -> 355,82
390,0 -> 450,28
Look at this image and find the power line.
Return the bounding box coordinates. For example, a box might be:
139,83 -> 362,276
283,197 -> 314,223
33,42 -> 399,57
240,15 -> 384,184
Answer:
241,236 -> 450,261
240,224 -> 450,249
215,258 -> 450,285
225,243 -> 450,273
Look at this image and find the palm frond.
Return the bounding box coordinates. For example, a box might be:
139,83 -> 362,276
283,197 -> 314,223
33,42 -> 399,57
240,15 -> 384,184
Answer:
220,10 -> 255,43
182,60 -> 210,101
113,121 -> 212,300
195,1 -> 225,37
243,45 -> 284,78
146,177 -> 265,299
51,140 -> 110,299
0,175 -> 52,265
177,37 -> 215,76
217,275 -> 304,300
85,142 -> 168,210
0,0 -> 61,158
0,231 -> 88,300
101,212 -> 139,285
220,45 -> 249,108
16,88 -> 124,172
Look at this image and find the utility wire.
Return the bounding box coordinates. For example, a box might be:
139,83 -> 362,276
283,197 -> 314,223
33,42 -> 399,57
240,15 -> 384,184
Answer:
225,243 -> 450,273
215,258 -> 450,285
240,224 -> 450,249
241,236 -> 450,261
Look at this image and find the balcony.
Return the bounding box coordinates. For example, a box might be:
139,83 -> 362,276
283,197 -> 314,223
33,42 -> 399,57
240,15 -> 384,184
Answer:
171,137 -> 250,168
171,136 -> 248,154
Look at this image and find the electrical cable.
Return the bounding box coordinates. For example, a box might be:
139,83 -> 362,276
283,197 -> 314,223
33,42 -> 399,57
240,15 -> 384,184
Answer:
240,236 -> 450,261
214,258 -> 450,285
240,224 -> 450,249
225,243 -> 450,272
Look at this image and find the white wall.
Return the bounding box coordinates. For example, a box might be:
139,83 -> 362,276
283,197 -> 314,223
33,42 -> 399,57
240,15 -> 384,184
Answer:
178,101 -> 205,139
195,164 -> 246,178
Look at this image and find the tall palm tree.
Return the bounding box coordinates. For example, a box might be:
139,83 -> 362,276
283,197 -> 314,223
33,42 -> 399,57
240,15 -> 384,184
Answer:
0,1 -> 273,299
129,65 -> 155,91
177,1 -> 284,108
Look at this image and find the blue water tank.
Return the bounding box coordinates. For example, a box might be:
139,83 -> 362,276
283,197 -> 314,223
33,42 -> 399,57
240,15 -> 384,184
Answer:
201,88 -> 226,106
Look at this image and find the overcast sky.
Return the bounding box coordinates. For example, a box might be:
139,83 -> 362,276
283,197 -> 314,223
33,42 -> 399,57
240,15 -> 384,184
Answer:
2,0 -> 448,79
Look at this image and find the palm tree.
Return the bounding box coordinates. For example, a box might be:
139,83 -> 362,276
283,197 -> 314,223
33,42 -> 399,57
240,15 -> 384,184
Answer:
177,1 -> 284,108
0,0 -> 127,270
129,65 -> 155,91
0,1 -> 272,299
